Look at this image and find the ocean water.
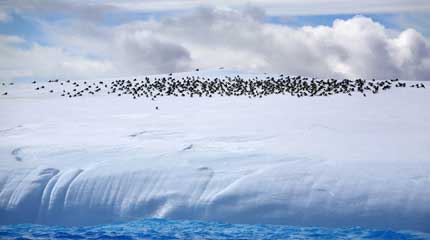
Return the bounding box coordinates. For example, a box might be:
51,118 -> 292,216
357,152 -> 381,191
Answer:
0,219 -> 429,240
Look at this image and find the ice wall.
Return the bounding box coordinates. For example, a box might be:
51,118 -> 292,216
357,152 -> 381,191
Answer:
0,72 -> 429,231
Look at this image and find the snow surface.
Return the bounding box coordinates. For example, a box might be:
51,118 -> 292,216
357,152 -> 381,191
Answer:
0,70 -> 429,231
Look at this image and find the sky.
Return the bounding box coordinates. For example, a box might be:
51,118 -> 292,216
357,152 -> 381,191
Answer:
0,0 -> 429,81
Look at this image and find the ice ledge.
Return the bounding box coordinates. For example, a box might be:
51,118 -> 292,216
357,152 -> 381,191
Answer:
0,160 -> 428,232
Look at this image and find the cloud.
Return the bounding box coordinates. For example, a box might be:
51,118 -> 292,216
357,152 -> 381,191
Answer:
111,7 -> 429,79
112,31 -> 191,74
252,0 -> 430,15
36,18 -> 192,76
0,9 -> 10,22
99,0 -> 430,15
1,7 -> 430,81
0,35 -> 115,81
0,35 -> 24,44
2,0 -> 430,18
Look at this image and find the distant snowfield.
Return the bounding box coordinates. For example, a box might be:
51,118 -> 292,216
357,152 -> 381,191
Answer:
0,70 -> 429,232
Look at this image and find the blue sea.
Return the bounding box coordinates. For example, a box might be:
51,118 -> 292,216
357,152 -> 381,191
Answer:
0,219 -> 429,240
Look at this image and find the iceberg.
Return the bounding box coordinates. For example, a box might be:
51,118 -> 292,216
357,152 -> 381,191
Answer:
0,70 -> 429,231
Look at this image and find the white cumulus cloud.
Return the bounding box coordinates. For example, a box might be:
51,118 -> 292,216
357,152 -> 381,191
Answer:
1,7 -> 430,81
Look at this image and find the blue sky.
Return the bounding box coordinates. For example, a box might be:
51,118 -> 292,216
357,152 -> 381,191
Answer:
0,1 -> 429,81
1,6 -> 429,41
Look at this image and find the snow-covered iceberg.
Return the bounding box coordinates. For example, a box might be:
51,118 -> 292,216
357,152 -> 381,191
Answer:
0,70 -> 429,232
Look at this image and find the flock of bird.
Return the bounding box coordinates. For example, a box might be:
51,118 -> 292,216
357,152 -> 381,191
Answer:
1,74 -> 427,99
